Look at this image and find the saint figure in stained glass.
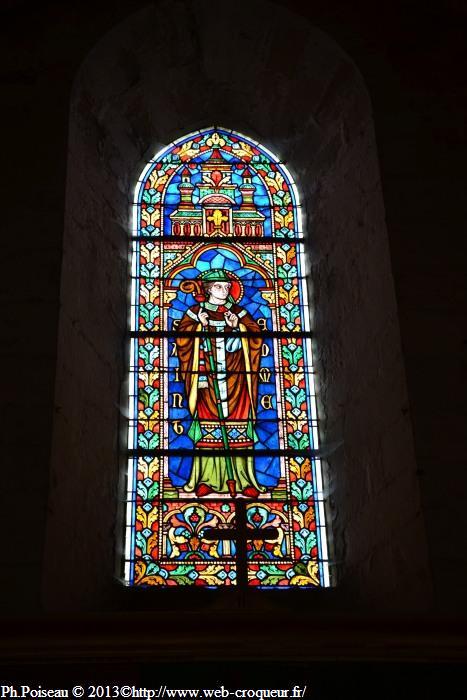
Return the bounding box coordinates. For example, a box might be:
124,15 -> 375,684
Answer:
176,269 -> 265,499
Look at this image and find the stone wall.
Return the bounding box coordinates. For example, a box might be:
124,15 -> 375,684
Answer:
1,0 -> 465,618
42,0 -> 430,612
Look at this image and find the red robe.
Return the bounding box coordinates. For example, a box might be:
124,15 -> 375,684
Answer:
175,302 -> 264,493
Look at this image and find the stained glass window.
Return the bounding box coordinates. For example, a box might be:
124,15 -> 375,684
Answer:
124,128 -> 330,588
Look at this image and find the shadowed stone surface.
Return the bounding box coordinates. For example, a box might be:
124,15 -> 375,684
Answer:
1,0 -> 466,625
43,0 -> 430,613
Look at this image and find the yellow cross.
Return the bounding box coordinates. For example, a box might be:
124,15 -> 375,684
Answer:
207,209 -> 228,228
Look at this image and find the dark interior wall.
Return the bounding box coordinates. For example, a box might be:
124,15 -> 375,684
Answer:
1,0 -> 466,621
325,1 -> 467,613
43,0 -> 429,613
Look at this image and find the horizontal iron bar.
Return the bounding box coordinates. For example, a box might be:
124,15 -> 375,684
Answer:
124,557 -> 332,564
132,275 -> 311,284
130,235 -> 305,244
129,330 -> 313,339
125,497 -> 323,504
131,421 -> 318,429
128,367 -> 317,374
128,448 -> 320,458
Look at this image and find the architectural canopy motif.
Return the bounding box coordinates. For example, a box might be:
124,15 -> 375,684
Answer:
125,127 -> 329,588
169,150 -> 265,237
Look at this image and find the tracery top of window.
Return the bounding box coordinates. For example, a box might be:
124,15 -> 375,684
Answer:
133,127 -> 302,240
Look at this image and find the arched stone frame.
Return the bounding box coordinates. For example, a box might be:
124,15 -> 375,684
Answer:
43,0 -> 431,611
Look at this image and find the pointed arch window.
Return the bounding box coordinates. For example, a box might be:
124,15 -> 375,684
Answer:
124,127 -> 330,588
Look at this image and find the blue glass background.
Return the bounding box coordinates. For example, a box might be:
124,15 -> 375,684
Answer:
165,245 -> 280,489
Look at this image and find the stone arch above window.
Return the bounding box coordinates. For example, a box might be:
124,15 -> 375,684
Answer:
43,1 -> 429,612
